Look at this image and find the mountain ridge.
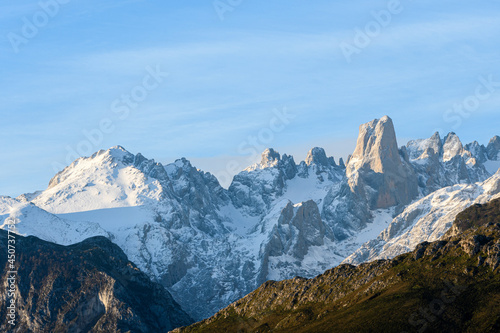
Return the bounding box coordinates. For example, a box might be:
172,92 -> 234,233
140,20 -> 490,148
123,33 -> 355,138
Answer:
2,115 -> 499,321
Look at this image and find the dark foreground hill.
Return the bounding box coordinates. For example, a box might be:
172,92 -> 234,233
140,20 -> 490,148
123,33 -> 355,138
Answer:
0,230 -> 193,332
173,198 -> 500,333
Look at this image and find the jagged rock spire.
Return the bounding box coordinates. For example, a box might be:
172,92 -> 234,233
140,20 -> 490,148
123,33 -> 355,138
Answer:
260,148 -> 281,168
346,116 -> 418,209
305,147 -> 336,167
442,132 -> 464,162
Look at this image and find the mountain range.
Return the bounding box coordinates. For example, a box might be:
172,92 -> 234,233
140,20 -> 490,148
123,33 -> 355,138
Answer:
173,197 -> 500,332
1,115 -> 499,322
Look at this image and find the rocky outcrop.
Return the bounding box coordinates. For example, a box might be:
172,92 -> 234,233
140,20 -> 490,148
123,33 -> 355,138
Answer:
305,147 -> 334,167
321,182 -> 372,240
406,132 -> 491,195
265,200 -> 330,259
297,147 -> 343,182
446,198 -> 500,238
487,135 -> 500,160
442,132 -> 464,162
0,231 -> 193,332
465,140 -> 488,164
258,200 -> 334,283
260,148 -> 281,168
406,131 -> 442,160
229,149 -> 296,216
164,157 -> 230,234
346,116 -> 418,210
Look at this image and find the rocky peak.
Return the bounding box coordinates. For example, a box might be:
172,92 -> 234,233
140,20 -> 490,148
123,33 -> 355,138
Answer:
165,158 -> 228,214
442,132 -> 464,162
260,148 -> 281,168
305,147 -> 336,167
465,141 -> 488,164
298,147 -> 343,182
258,200 -> 332,282
487,136 -> 500,160
271,200 -> 328,255
406,132 -> 442,160
165,157 -> 195,178
429,131 -> 443,150
229,149 -> 298,216
105,145 -> 135,163
348,115 -> 400,173
280,153 -> 298,180
338,157 -> 346,168
47,146 -> 133,189
132,153 -> 169,182
346,116 -> 418,209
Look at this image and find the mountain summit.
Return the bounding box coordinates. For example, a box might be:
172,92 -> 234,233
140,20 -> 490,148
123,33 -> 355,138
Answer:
346,116 -> 418,209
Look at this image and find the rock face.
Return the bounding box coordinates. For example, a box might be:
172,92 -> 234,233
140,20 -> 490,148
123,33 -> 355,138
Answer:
406,132 -> 491,195
0,231 -> 192,332
465,141 -> 488,163
260,148 -> 281,168
175,199 -> 500,333
265,200 -> 329,259
442,132 -> 464,161
406,131 -> 443,160
346,116 -> 418,209
298,147 -> 343,181
229,149 -> 296,216
305,147 -> 333,166
258,200 -> 334,283
487,135 -> 500,160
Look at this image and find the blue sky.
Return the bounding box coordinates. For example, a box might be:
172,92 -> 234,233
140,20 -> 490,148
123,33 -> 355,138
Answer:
1,0 -> 500,196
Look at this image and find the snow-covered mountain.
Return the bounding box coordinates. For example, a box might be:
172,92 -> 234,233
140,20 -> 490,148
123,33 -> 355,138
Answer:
1,116 -> 499,320
405,131 -> 491,195
343,169 -> 500,265
342,132 -> 500,265
339,133 -> 499,265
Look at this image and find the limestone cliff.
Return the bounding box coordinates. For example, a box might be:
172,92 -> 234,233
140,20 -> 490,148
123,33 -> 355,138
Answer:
346,116 -> 418,209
